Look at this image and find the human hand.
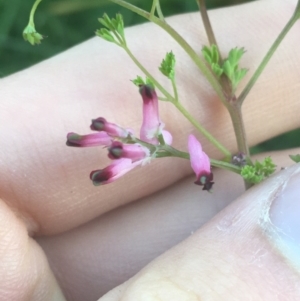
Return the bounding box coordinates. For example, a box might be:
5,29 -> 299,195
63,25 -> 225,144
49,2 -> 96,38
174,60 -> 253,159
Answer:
1,0 -> 300,300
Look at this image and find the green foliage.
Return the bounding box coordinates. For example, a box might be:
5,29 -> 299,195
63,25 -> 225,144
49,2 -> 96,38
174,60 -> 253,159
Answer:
96,13 -> 125,45
202,45 -> 223,77
131,75 -> 154,87
202,45 -> 248,90
241,157 -> 276,184
23,24 -> 43,45
289,154 -> 300,163
223,47 -> 248,91
159,51 -> 176,79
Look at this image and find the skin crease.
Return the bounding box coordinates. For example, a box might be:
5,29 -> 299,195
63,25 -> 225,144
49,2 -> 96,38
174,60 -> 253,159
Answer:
0,0 -> 300,300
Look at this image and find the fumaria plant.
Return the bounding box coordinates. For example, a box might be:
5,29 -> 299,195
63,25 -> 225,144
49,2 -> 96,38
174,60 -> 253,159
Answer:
23,0 -> 300,192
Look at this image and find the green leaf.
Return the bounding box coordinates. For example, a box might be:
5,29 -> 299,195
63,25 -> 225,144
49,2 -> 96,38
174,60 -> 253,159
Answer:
289,154 -> 300,163
227,47 -> 245,67
132,76 -> 145,86
241,157 -> 276,184
159,51 -> 176,80
222,47 -> 247,91
223,60 -> 234,81
131,76 -> 154,88
95,28 -> 115,43
97,13 -> 126,44
211,63 -> 223,78
202,45 -> 219,65
202,45 -> 213,64
211,45 -> 219,64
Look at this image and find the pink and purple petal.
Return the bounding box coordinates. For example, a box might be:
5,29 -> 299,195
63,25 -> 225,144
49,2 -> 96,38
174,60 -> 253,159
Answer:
66,132 -> 112,147
91,117 -> 129,138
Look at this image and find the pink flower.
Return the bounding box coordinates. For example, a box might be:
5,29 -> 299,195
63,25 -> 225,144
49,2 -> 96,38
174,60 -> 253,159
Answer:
66,132 -> 112,147
90,117 -> 129,138
139,85 -> 172,145
188,134 -> 214,191
90,158 -> 142,186
108,141 -> 150,162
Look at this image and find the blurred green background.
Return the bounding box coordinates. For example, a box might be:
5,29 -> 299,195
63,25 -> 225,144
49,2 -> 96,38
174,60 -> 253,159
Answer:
0,0 -> 299,153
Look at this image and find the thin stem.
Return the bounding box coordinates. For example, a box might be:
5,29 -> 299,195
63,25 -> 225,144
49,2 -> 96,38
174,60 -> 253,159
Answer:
123,45 -> 174,100
171,78 -> 178,102
227,103 -> 254,190
123,44 -> 230,157
108,0 -> 227,105
157,145 -> 241,174
150,0 -> 157,18
238,9 -> 300,105
197,0 -> 218,48
29,0 -> 43,24
227,103 -> 250,158
173,101 -> 231,158
155,0 -> 165,22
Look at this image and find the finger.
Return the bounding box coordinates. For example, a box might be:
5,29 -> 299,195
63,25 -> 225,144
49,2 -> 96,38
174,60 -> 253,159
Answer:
0,198 -> 66,301
37,148 -> 299,300
1,0 -> 299,235
98,160 -> 300,300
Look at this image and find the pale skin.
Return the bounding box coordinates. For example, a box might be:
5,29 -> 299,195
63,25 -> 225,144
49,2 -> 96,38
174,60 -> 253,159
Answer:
1,0 -> 300,300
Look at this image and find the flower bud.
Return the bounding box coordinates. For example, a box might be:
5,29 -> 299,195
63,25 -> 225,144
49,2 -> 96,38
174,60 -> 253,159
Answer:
66,132 -> 111,147
90,158 -> 141,186
91,117 -> 129,138
108,141 -> 150,162
188,134 -> 214,191
139,85 -> 161,144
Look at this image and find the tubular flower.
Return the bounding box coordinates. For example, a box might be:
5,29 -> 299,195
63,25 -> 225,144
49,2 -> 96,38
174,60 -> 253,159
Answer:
90,117 -> 129,138
90,158 -> 142,186
66,132 -> 112,147
139,85 -> 172,144
108,141 -> 150,162
188,134 -> 214,192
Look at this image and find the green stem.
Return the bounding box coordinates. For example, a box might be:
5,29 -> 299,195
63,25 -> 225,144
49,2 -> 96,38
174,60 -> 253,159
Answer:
123,44 -> 230,157
123,45 -> 174,100
238,8 -> 300,105
108,0 -> 227,104
157,145 -> 240,174
227,103 -> 253,189
150,0 -> 157,18
171,78 -> 178,102
227,103 -> 250,158
197,0 -> 218,48
155,0 -> 165,21
173,101 -> 231,158
196,0 -> 234,98
29,0 -> 43,24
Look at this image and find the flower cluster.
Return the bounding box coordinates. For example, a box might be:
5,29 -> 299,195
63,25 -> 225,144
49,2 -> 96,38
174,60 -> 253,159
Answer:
66,84 -> 213,191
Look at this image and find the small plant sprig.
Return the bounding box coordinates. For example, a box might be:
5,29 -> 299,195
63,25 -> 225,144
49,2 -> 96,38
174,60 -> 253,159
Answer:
66,0 -> 300,191
23,0 -> 44,45
23,0 -> 300,191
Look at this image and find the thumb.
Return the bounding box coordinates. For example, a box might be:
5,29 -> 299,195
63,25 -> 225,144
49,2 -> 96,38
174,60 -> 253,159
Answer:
100,163 -> 300,300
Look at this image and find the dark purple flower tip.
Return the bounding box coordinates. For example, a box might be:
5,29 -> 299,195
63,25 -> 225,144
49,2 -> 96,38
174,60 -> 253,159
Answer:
66,132 -> 111,147
90,117 -> 129,138
108,141 -> 123,159
90,169 -> 111,186
194,172 -> 214,192
139,84 -> 156,101
89,158 -> 136,186
90,117 -> 106,131
66,132 -> 82,147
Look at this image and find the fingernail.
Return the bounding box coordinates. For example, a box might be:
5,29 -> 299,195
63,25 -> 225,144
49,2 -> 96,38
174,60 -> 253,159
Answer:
270,165 -> 300,267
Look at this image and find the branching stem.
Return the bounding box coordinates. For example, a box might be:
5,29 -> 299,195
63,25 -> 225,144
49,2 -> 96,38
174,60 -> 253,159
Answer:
238,6 -> 300,104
